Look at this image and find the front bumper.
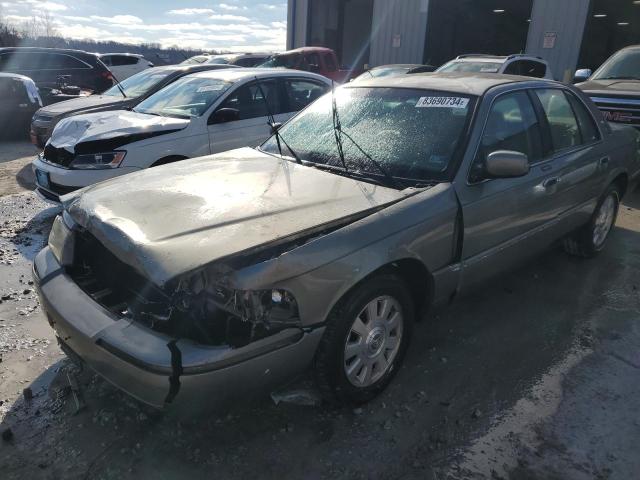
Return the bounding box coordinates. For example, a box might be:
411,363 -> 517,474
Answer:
32,157 -> 141,203
33,247 -> 324,410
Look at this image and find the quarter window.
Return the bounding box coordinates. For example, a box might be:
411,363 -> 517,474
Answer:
472,91 -> 543,181
219,80 -> 282,120
284,79 -> 328,112
535,89 -> 581,151
565,92 -> 600,143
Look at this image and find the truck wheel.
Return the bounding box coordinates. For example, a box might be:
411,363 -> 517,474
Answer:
313,274 -> 413,405
563,185 -> 620,258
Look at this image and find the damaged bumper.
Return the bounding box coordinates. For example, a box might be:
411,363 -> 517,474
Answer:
33,247 -> 324,410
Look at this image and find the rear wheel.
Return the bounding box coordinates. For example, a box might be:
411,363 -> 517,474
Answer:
563,185 -> 620,257
313,274 -> 413,405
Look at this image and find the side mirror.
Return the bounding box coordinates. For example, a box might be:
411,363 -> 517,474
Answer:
208,107 -> 240,125
573,68 -> 592,84
485,150 -> 529,178
270,122 -> 282,134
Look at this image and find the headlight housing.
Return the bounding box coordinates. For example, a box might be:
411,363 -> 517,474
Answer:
69,151 -> 126,169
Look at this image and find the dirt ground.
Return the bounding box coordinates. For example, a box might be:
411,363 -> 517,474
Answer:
0,141 -> 639,479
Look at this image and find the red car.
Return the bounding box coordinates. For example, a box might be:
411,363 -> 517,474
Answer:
259,47 -> 358,83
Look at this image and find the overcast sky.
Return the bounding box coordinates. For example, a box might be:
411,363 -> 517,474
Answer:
0,0 -> 287,51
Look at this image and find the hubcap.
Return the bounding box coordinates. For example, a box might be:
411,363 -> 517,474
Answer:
593,194 -> 616,247
343,295 -> 404,388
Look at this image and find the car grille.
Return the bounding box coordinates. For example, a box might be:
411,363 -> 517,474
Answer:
67,230 -> 170,320
43,144 -> 75,167
590,96 -> 640,127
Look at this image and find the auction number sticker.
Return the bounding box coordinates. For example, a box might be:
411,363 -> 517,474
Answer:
416,96 -> 469,108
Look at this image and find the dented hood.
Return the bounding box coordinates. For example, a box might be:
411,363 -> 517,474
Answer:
50,110 -> 190,153
39,95 -> 128,116
63,148 -> 409,286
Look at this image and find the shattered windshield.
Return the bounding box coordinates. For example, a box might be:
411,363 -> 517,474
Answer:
134,76 -> 231,118
261,87 -> 475,185
438,61 -> 502,73
592,48 -> 640,80
103,68 -> 172,98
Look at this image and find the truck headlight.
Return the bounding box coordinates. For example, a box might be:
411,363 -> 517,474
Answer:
48,214 -> 75,266
69,151 -> 126,169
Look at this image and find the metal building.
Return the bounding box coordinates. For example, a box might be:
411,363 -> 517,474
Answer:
287,0 -> 640,81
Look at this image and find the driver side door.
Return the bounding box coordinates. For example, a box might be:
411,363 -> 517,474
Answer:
456,90 -> 561,288
207,79 -> 286,154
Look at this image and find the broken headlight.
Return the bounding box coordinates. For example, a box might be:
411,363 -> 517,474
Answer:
232,289 -> 300,327
69,151 -> 126,169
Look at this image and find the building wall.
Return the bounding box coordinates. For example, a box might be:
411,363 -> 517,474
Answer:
287,0 -> 309,49
525,0 -> 591,81
369,0 -> 429,66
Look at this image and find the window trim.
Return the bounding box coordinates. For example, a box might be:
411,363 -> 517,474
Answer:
467,86 -> 605,185
466,87 -> 546,185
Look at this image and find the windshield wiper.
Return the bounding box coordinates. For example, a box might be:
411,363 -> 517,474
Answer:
302,160 -> 390,188
331,81 -> 349,172
254,77 -> 302,164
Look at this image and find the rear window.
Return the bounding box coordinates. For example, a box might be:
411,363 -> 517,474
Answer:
438,60 -> 502,74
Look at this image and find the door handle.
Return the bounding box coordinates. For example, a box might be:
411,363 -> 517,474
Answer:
543,177 -> 561,188
599,156 -> 610,168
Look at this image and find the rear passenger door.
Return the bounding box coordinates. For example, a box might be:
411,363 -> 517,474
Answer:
207,79 -> 286,154
531,88 -> 606,231
457,90 -> 561,288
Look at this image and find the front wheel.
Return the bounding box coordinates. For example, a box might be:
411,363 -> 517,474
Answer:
563,185 -> 620,257
313,274 -> 413,405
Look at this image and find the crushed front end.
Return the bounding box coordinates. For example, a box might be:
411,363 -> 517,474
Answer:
34,214 -> 324,410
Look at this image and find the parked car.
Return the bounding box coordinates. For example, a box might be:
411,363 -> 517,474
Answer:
259,47 -> 358,83
350,64 -> 437,83
205,53 -> 272,67
0,47 -> 114,94
575,45 -> 640,128
437,54 -> 553,80
0,73 -> 42,139
33,68 -> 331,201
30,64 -> 240,148
34,73 -> 640,410
99,53 -> 154,81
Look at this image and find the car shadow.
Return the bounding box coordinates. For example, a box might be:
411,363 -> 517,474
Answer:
0,191 -> 638,480
16,163 -> 36,191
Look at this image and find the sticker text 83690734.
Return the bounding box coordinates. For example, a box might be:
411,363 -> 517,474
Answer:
416,97 -> 470,109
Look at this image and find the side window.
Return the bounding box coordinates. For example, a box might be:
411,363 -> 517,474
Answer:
47,54 -> 90,69
521,60 -> 547,78
219,80 -> 282,120
565,92 -> 600,144
100,56 -> 113,66
306,52 -> 320,71
471,91 -> 543,181
234,58 -> 254,67
284,79 -> 328,112
324,53 -> 337,72
111,56 -> 138,66
10,52 -> 47,70
503,61 -> 521,76
535,89 -> 581,151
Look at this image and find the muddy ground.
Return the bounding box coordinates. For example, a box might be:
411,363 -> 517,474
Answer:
0,141 -> 639,479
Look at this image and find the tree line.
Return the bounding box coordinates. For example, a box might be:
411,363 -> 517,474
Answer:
0,11 -> 219,65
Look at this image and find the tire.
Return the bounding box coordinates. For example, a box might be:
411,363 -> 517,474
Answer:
313,274 -> 414,405
563,184 -> 620,258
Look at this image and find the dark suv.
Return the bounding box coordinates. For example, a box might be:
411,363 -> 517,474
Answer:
0,47 -> 113,94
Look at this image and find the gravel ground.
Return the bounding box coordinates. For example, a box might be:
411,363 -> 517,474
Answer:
0,141 -> 639,479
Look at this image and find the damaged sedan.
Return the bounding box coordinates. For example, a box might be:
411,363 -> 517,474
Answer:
32,68 -> 330,202
34,73 -> 640,410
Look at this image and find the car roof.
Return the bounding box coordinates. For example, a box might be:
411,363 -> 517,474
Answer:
346,72 -> 549,96
0,72 -> 33,81
276,47 -> 333,55
0,46 -> 97,57
100,53 -> 144,58
185,67 -> 330,83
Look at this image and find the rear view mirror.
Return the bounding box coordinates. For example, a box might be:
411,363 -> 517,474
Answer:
573,68 -> 592,84
485,151 -> 529,178
209,107 -> 240,125
270,122 -> 282,134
